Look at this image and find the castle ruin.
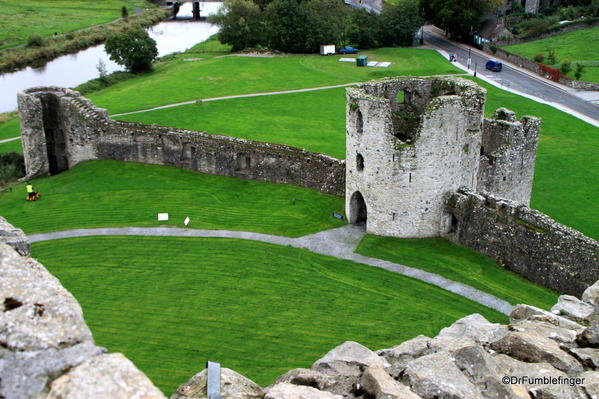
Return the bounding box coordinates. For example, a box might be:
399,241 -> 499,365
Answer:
345,77 -> 540,238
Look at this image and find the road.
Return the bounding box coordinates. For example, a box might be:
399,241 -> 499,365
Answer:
424,26 -> 599,124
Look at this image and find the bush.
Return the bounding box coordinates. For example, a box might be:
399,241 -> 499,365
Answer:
208,0 -> 263,51
538,63 -> 566,81
105,28 -> 158,73
121,5 -> 129,20
574,62 -> 585,80
0,152 -> 25,185
560,58 -> 572,74
26,35 -> 44,47
534,53 -> 545,62
547,49 -> 557,64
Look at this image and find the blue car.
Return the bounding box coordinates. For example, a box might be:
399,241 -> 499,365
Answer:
338,46 -> 359,55
485,59 -> 502,72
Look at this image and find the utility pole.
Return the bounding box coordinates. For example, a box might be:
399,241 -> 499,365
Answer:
467,26 -> 472,70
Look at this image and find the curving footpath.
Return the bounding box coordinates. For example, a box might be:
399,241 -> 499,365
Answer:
29,225 -> 515,315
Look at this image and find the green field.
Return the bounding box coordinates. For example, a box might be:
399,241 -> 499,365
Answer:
0,115 -> 19,141
32,236 -> 507,394
0,138 -> 22,154
503,25 -> 599,82
0,160 -> 345,237
356,235 -> 558,309
118,88 -> 348,158
0,0 -> 150,50
89,47 -> 462,114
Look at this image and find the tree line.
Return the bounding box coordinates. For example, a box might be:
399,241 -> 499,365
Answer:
208,0 -> 424,52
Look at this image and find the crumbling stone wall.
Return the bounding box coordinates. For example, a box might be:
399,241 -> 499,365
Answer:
18,87 -> 345,196
345,77 -> 540,238
444,189 -> 599,296
478,108 -> 540,205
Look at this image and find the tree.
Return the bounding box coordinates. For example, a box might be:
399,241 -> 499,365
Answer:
574,62 -> 585,80
263,0 -> 309,52
121,5 -> 129,20
105,28 -> 158,73
560,58 -> 572,75
303,0 -> 350,52
209,0 -> 263,51
380,0 -> 424,46
419,0 -> 502,40
348,8 -> 383,49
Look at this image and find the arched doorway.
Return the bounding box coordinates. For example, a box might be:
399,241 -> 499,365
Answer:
349,191 -> 367,225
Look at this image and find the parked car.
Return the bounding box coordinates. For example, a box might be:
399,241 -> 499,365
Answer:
338,46 -> 359,55
485,59 -> 502,72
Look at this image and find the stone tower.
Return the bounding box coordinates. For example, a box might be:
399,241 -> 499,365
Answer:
345,77 -> 487,238
345,77 -> 540,238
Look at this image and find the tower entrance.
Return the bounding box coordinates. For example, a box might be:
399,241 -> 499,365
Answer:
40,94 -> 68,175
349,191 -> 367,225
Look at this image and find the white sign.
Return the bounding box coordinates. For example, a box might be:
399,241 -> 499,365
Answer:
184,217 -> 190,226
158,213 -> 169,221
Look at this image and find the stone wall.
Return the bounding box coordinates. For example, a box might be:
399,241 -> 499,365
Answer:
345,77 -> 540,238
17,87 -> 345,196
444,189 -> 599,297
478,108 -> 540,206
0,217 -> 166,399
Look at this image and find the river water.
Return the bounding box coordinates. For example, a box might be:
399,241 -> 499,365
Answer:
0,2 -> 222,113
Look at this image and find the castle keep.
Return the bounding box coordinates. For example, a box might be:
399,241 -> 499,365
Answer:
345,77 -> 540,238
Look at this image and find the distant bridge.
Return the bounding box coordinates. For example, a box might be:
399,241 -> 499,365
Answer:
165,0 -> 222,19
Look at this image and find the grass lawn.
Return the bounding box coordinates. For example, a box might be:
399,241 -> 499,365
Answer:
503,25 -> 599,82
88,47 -> 462,114
0,0 -> 150,50
32,236 -> 507,394
0,115 -> 19,141
118,88 -> 348,159
356,235 -> 558,309
0,160 -> 345,237
0,138 -> 22,154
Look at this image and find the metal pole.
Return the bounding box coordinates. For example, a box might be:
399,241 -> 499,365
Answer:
206,361 -> 223,399
467,45 -> 471,70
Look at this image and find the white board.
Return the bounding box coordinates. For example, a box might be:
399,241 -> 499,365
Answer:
184,217 -> 190,226
158,213 -> 169,221
339,58 -> 356,62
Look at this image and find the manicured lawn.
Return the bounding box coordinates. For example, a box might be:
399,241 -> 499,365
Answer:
32,236 -> 507,394
503,25 -> 599,82
0,160 -> 345,237
89,47 -> 462,114
117,88 -> 348,159
0,0 -> 150,49
0,138 -> 22,154
356,235 -> 558,309
0,115 -> 19,141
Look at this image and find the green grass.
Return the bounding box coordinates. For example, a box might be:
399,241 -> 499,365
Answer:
0,160 -> 345,237
0,0 -> 150,50
89,47 -> 462,114
0,115 -> 19,141
0,138 -> 22,154
503,25 -> 599,82
118,88 -> 348,158
32,236 -> 507,394
356,235 -> 558,309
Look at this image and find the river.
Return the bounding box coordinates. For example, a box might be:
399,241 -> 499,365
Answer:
0,2 -> 222,113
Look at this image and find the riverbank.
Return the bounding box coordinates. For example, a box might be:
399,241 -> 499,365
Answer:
0,6 -> 169,74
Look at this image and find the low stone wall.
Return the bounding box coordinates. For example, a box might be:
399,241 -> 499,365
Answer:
483,44 -> 599,90
444,189 -> 599,296
18,87 -> 346,197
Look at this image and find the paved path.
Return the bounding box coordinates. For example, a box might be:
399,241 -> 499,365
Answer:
424,26 -> 599,127
0,136 -> 20,144
29,225 -> 514,315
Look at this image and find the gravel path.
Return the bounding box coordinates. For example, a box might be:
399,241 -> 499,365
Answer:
29,225 -> 514,315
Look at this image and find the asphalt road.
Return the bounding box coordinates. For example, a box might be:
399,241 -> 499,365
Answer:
424,27 -> 599,124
